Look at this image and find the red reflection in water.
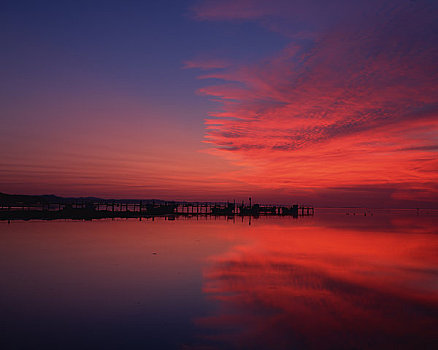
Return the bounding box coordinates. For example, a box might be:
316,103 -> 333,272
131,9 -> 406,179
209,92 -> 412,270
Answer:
196,211 -> 438,349
1,213 -> 437,349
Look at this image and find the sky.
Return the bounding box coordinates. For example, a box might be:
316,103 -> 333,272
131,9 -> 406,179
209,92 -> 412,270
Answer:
1,0 -> 437,208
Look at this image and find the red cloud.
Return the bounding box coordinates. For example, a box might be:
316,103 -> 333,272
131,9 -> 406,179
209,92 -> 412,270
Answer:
190,0 -> 438,206
183,58 -> 231,70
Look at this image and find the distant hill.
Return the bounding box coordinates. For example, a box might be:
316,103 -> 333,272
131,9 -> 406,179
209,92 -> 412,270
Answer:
0,193 -> 167,205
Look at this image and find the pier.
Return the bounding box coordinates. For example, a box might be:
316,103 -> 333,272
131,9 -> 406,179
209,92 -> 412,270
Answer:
0,195 -> 314,221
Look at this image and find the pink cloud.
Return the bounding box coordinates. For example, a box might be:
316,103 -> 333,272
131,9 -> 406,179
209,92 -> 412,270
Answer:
183,58 -> 231,70
190,0 -> 438,206
191,0 -> 279,21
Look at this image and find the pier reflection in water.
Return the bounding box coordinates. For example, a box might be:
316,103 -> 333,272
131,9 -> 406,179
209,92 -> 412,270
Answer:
0,209 -> 437,349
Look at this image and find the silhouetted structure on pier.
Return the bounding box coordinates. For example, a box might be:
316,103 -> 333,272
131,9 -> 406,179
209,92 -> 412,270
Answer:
0,193 -> 314,221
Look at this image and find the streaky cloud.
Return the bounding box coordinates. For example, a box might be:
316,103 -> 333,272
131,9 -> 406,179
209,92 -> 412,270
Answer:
190,0 -> 438,206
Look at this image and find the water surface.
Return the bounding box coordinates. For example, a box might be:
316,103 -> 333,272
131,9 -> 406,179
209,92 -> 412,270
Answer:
1,210 -> 437,349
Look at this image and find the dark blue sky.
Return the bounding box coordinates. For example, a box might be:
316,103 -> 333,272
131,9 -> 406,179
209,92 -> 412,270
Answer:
1,0 -> 287,130
1,0 -> 437,207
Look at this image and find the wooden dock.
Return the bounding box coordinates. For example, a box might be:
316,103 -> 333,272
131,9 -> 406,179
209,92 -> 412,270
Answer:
0,198 -> 314,221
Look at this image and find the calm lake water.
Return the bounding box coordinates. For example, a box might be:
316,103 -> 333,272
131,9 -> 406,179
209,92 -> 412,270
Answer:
1,209 -> 437,349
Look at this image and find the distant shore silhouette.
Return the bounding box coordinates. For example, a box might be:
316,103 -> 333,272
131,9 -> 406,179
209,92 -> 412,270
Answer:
0,193 -> 313,221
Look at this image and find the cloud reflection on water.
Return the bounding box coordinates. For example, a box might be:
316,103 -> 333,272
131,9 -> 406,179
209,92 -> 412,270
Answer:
196,212 -> 438,349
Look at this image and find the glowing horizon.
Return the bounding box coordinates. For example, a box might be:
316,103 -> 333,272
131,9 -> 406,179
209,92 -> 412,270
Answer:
1,0 -> 437,208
